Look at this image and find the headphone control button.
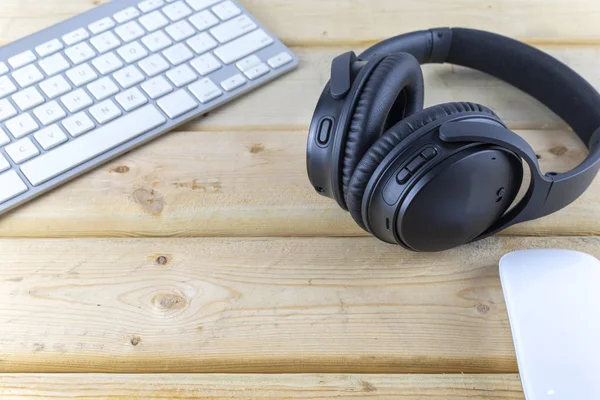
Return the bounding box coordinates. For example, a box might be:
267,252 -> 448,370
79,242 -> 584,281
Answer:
396,169 -> 411,184
421,147 -> 438,160
406,155 -> 427,173
317,118 -> 333,146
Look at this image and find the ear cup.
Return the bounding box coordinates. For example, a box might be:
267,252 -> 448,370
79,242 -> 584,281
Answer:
346,102 -> 501,230
341,53 -> 424,206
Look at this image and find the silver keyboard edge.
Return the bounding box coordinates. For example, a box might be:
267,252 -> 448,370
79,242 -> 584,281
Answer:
0,0 -> 298,216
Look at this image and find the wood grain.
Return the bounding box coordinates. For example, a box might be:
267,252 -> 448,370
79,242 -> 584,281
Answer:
0,373 -> 524,399
0,236 -> 597,373
0,129 -> 590,238
1,0 -> 600,46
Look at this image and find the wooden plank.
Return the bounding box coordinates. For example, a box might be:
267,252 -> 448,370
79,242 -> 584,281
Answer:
0,2 -> 599,130
244,0 -> 600,46
0,129 -> 591,238
1,0 -> 600,46
0,373 -> 524,399
0,236 -> 597,373
145,46 -> 600,132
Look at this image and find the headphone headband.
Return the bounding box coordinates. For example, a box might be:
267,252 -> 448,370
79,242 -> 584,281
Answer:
360,28 -> 600,147
358,27 -> 600,218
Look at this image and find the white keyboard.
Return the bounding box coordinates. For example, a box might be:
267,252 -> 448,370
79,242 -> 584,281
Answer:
0,0 -> 297,215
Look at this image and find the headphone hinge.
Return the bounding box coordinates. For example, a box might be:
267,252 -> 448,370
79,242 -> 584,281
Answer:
429,28 -> 452,63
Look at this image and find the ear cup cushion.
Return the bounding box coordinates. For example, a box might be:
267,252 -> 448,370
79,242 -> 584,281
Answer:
346,101 -> 501,230
341,53 -> 424,206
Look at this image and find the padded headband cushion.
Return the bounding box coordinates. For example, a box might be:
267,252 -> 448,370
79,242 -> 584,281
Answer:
346,102 -> 499,230
358,28 -> 600,146
341,53 -> 424,206
447,28 -> 600,146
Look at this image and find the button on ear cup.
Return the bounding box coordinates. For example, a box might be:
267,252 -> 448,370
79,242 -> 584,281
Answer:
346,102 -> 500,230
341,53 -> 425,207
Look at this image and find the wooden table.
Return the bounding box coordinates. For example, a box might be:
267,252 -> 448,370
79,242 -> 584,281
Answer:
1,0 -> 599,398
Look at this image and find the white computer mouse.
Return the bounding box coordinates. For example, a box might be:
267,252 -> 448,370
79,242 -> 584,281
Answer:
499,249 -> 600,400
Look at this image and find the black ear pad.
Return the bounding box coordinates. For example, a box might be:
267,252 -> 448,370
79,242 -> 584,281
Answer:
341,53 -> 425,206
346,102 -> 501,230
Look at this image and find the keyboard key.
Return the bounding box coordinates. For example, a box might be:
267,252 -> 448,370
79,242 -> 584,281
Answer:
0,153 -> 9,172
268,51 -> 293,69
214,29 -> 273,64
210,14 -> 256,43
0,62 -> 8,75
236,55 -> 261,72
6,137 -> 39,163
139,10 -> 169,31
0,76 -> 17,98
38,53 -> 70,76
66,63 -> 98,87
33,100 -> 67,126
0,99 -> 17,122
115,87 -> 148,111
212,0 -> 240,20
35,39 -> 64,57
34,124 -> 68,150
162,43 -> 194,65
188,77 -> 222,103
62,28 -> 90,46
113,65 -> 145,88
244,62 -> 269,80
157,89 -> 198,118
87,76 -> 119,100
21,105 -> 166,186
88,17 -> 116,34
90,31 -> 121,53
138,54 -> 170,76
115,21 -> 146,42
12,87 -> 45,111
142,30 -> 173,52
139,0 -> 165,12
0,171 -> 28,203
162,1 -> 192,21
65,42 -> 96,64
8,50 -> 36,69
220,73 -> 246,91
141,76 -> 173,99
89,99 -> 122,124
12,64 -> 44,88
92,52 -> 124,75
117,41 -> 148,63
39,75 -> 71,99
165,64 -> 197,87
165,20 -> 196,41
114,7 -> 141,23
60,89 -> 93,113
190,53 -> 221,75
186,0 -> 221,11
62,112 -> 95,137
188,10 -> 219,31
186,32 -> 217,54
6,113 -> 39,139
0,128 -> 10,146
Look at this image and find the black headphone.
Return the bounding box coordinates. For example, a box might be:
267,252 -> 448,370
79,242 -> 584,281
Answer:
306,28 -> 600,252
